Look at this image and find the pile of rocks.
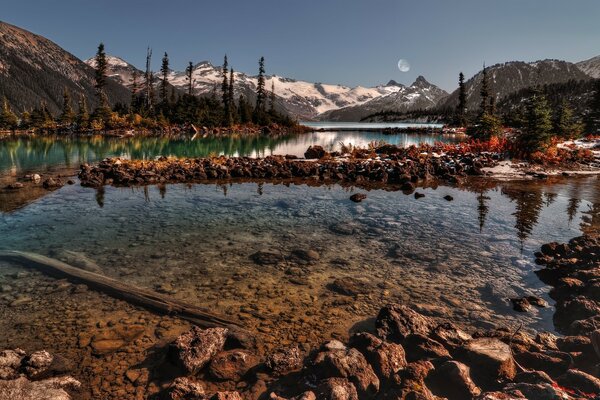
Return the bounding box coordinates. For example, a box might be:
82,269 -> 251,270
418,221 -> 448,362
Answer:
158,304 -> 600,400
78,145 -> 498,189
0,349 -> 80,400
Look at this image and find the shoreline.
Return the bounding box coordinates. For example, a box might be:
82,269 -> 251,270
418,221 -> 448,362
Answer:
1,234 -> 598,399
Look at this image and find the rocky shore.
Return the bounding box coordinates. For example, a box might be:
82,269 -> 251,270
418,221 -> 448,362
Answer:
78,145 -> 497,189
3,302 -> 598,400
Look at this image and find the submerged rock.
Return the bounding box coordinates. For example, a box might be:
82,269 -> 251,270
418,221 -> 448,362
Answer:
172,327 -> 229,375
250,251 -> 283,266
349,193 -> 367,203
376,304 -> 435,342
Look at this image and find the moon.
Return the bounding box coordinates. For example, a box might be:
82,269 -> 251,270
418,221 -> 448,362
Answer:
397,59 -> 411,72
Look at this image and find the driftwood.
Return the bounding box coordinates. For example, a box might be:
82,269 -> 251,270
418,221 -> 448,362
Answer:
0,250 -> 242,331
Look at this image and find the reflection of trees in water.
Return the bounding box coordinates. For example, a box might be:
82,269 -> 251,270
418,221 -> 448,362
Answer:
566,198 -> 581,225
477,191 -> 490,232
543,192 -> 557,207
501,186 -> 545,247
95,186 -> 105,208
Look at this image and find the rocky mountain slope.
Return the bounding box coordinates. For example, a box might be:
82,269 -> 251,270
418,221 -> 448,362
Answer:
0,21 -> 130,114
318,76 -> 449,121
441,59 -> 591,112
577,55 -> 600,79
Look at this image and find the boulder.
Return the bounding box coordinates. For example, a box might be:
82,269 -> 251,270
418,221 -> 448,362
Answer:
463,338 -> 517,386
0,349 -> 25,380
265,346 -> 303,377
327,277 -> 370,297
376,304 -> 434,343
250,251 -> 283,266
402,334 -> 451,362
208,350 -> 258,381
164,377 -> 205,400
349,332 -> 406,382
0,376 -> 80,400
428,360 -> 481,400
430,323 -> 472,351
316,378 -> 359,400
172,327 -> 228,375
556,369 -> 600,395
304,146 -> 327,159
310,341 -> 380,398
384,361 -> 435,400
502,383 -> 564,400
349,193 -> 367,203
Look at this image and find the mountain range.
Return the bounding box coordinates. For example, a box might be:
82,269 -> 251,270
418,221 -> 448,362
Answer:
1,20 -> 599,121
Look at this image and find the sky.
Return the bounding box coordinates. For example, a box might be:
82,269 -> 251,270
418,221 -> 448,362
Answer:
2,0 -> 600,91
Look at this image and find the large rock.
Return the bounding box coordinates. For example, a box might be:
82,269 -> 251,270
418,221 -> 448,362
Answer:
316,378 -> 359,400
0,376 -> 80,400
164,377 -> 205,400
556,369 -> 600,395
0,349 -> 25,380
304,146 -> 327,159
428,360 -> 481,400
208,350 -> 258,381
463,338 -> 517,386
430,322 -> 472,351
383,361 -> 435,400
172,327 -> 228,375
376,304 -> 434,343
349,332 -> 406,382
402,334 -> 451,362
310,340 -> 380,398
265,346 -> 303,376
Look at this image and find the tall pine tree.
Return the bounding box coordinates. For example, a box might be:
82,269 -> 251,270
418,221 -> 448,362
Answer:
455,72 -> 467,126
228,68 -> 236,124
554,100 -> 582,139
520,87 -> 553,153
93,43 -> 111,121
185,62 -> 194,96
586,79 -> 600,135
160,52 -> 170,104
255,57 -> 266,113
221,55 -> 232,126
59,88 -> 75,125
76,95 -> 90,129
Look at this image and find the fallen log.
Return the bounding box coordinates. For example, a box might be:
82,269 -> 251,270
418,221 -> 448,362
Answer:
0,250 -> 242,331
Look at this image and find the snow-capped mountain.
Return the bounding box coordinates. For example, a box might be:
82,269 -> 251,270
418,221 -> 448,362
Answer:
317,76 -> 449,121
577,55 -> 600,79
0,21 -> 130,113
87,55 -> 405,120
441,59 -> 591,112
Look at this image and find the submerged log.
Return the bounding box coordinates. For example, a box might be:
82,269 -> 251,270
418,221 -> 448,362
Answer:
0,250 -> 241,331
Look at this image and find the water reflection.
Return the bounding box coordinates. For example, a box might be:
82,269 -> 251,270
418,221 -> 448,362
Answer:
0,132 -> 461,176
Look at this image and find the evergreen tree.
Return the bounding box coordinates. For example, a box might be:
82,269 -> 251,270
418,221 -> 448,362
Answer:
59,88 -> 75,125
185,62 -> 194,96
221,55 -> 232,126
455,72 -> 467,127
238,94 -> 252,123
255,56 -> 266,116
0,97 -> 18,130
520,87 -> 554,153
93,43 -> 111,120
585,79 -> 600,135
144,47 -> 154,112
76,95 -> 90,129
20,111 -> 31,130
160,52 -> 170,103
554,100 -> 582,139
467,64 -> 501,138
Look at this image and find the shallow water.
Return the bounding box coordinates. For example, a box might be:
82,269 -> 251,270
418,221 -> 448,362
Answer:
1,174 -> 599,352
0,131 -> 460,177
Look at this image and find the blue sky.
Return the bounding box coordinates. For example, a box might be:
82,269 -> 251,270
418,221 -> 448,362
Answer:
3,0 -> 600,91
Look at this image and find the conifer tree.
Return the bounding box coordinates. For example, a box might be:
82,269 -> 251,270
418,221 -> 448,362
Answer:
238,94 -> 252,123
76,95 -> 90,129
520,87 -> 553,153
59,88 -> 75,125
455,72 -> 467,126
160,52 -> 170,103
467,64 -> 501,138
144,47 -> 154,111
554,100 -> 582,139
255,56 -> 266,113
221,55 -> 231,126
586,79 -> 600,135
185,62 -> 194,96
93,43 -> 111,120
479,65 -> 490,118
0,97 -> 18,130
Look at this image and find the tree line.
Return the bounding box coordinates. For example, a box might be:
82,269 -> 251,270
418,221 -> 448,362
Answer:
0,44 -> 295,131
454,66 -> 600,153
